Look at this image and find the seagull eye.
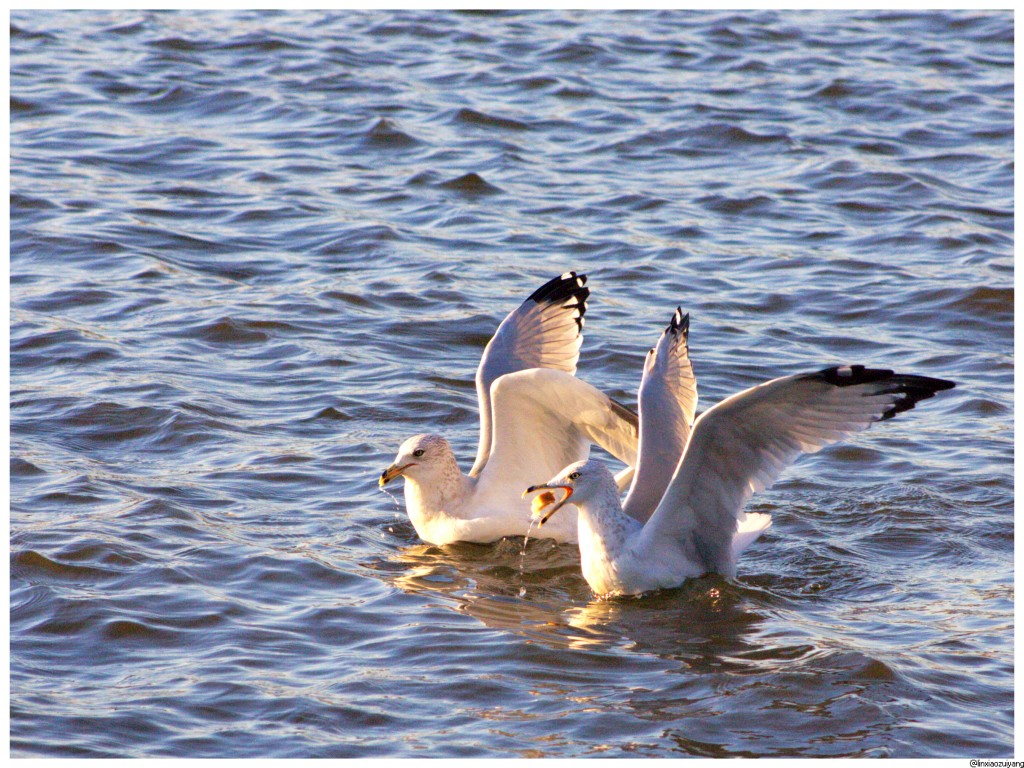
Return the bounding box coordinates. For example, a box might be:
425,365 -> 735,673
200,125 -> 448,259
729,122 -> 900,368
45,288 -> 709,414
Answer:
413,449 -> 425,457
569,471 -> 581,480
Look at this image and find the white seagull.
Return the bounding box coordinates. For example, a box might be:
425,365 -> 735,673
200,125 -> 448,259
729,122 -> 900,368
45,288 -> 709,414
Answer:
379,272 -> 640,545
526,313 -> 955,596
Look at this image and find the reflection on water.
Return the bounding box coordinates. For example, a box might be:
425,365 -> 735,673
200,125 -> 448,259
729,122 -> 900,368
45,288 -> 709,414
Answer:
375,535 -> 919,758
378,536 -> 767,657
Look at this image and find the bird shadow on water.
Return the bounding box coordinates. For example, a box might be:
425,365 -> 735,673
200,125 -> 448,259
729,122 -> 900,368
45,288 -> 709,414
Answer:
364,528 -> 773,665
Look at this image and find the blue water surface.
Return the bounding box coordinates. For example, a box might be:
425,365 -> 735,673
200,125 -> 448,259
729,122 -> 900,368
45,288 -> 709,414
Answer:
10,9 -> 1013,758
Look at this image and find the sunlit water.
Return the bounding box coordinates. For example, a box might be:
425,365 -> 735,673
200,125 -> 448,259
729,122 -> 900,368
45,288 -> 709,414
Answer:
10,9 -> 1012,758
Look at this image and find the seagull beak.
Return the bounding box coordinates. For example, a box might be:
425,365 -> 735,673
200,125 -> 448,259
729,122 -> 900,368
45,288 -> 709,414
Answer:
379,463 -> 413,487
522,483 -> 574,526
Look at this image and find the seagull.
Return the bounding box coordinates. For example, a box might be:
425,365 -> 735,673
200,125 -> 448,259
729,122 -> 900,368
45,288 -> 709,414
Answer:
526,312 -> 956,596
379,272 -> 640,545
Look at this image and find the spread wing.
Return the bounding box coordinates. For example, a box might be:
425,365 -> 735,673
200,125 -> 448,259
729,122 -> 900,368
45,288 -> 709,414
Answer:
475,368 -> 639,505
621,308 -> 698,525
639,366 -> 955,577
470,272 -> 589,477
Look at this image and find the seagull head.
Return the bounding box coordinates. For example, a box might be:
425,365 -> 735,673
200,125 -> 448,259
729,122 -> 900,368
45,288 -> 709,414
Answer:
379,434 -> 452,487
523,459 -> 611,525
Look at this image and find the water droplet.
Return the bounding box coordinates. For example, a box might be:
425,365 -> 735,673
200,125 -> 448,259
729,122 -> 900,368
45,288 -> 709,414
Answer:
517,517 -> 539,598
380,486 -> 402,512
519,517 -> 537,573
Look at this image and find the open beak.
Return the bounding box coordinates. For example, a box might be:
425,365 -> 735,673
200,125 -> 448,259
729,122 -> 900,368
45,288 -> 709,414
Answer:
379,462 -> 414,487
522,483 -> 573,526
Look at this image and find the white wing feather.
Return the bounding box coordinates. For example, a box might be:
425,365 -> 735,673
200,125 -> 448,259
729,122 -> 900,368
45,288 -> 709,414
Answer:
476,368 -> 638,507
621,308 -> 697,524
471,273 -> 589,476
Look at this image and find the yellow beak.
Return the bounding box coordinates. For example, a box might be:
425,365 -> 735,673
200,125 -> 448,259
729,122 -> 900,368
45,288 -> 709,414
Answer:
379,462 -> 414,487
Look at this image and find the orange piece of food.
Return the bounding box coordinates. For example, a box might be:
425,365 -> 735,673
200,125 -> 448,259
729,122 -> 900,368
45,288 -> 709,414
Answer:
531,490 -> 556,517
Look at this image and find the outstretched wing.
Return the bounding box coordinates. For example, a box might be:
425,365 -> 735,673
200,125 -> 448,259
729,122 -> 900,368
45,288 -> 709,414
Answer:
639,366 -> 955,577
470,272 -> 590,477
475,368 -> 639,507
621,308 -> 698,525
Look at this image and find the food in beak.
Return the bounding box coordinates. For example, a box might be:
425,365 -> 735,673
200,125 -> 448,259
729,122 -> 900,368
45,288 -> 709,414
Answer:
523,485 -> 573,525
531,490 -> 557,517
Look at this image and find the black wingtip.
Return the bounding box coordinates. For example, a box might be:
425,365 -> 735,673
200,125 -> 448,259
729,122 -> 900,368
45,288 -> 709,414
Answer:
804,365 -> 956,420
810,365 -> 894,388
528,271 -> 587,302
527,271 -> 589,331
665,307 -> 689,340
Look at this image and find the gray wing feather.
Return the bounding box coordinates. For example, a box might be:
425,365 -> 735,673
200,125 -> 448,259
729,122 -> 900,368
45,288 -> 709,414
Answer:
639,366 -> 955,576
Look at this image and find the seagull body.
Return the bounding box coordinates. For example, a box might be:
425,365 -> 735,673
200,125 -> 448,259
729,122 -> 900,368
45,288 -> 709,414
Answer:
527,313 -> 956,596
380,273 -> 639,545
532,459 -> 774,595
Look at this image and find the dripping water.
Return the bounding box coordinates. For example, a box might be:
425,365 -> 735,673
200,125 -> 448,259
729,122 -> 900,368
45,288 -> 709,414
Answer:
518,516 -> 540,597
379,484 -> 402,533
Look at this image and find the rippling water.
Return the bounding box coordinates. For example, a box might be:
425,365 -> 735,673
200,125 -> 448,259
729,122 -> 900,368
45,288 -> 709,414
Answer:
10,9 -> 1013,758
